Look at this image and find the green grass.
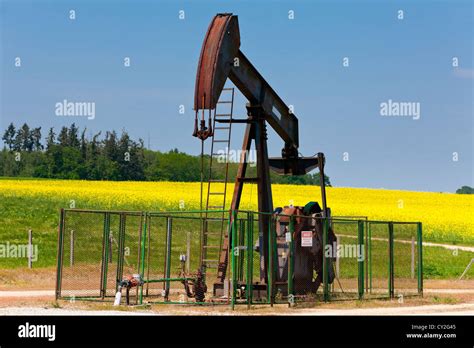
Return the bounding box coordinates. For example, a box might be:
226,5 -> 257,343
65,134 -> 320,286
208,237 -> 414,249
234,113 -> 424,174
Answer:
336,238 -> 473,279
1,194 -> 473,281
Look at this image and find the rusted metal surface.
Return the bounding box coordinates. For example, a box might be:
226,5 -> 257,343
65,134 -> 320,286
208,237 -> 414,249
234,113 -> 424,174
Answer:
194,14 -> 240,110
252,108 -> 274,284
229,51 -> 299,147
194,13 -> 298,148
217,106 -> 274,284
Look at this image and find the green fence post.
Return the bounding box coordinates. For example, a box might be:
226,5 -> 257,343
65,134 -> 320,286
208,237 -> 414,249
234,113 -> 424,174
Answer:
139,213 -> 148,305
368,222 -> 372,294
239,219 -> 246,282
55,209 -> 65,300
365,217 -> 369,293
417,222 -> 423,296
358,220 -> 365,300
164,216 -> 173,302
323,217 -> 329,302
288,215 -> 295,307
100,212 -> 111,299
145,215 -> 151,297
199,217 -> 205,282
246,212 -> 254,308
231,210 -> 237,310
267,215 -> 276,306
116,213 -> 126,293
388,222 -> 394,299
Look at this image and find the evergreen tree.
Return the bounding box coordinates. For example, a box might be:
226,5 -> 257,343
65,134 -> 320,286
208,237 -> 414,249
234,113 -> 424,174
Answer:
2,123 -> 16,150
80,128 -> 87,160
103,131 -> 119,161
30,127 -> 43,151
58,127 -> 69,147
15,123 -> 33,151
46,128 -> 56,150
68,123 -> 80,148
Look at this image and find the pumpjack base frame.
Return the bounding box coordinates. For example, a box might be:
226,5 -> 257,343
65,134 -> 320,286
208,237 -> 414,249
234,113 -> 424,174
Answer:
213,282 -> 268,299
213,282 -> 294,300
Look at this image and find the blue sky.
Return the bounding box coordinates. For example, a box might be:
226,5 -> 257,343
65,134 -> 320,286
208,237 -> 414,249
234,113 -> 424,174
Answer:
0,0 -> 472,192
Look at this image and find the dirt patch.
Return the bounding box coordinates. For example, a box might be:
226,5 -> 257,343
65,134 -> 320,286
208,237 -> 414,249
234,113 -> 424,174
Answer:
0,267 -> 57,290
1,268 -> 473,315
424,279 -> 474,289
0,290 -> 473,315
0,297 -> 473,316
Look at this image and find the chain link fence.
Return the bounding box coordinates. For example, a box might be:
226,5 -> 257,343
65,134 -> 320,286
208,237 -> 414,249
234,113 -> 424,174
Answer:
56,208 -> 423,307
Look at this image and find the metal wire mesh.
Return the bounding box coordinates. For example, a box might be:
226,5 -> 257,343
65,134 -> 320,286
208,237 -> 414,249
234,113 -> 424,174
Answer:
144,211 -> 232,304
393,223 -> 420,298
56,209 -> 422,306
367,222 -> 391,298
331,219 -> 362,300
60,210 -> 105,299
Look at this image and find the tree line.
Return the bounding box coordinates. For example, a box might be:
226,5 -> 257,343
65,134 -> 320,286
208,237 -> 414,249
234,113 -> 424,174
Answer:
456,186 -> 473,194
1,122 -> 331,185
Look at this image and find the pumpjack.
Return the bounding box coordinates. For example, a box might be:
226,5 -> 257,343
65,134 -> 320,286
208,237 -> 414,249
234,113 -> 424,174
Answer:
193,13 -> 336,299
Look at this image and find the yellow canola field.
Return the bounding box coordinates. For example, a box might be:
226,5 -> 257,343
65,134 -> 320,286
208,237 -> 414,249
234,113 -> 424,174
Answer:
1,179 -> 473,244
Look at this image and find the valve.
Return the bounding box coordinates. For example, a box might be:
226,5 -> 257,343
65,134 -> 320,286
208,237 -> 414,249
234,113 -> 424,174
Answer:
114,274 -> 143,306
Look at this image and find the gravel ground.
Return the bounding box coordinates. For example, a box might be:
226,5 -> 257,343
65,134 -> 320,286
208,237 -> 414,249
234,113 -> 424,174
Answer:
0,307 -> 151,316
0,302 -> 473,316
1,288 -> 473,315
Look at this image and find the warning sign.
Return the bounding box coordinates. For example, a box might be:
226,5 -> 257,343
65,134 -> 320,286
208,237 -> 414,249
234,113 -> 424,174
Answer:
301,231 -> 313,247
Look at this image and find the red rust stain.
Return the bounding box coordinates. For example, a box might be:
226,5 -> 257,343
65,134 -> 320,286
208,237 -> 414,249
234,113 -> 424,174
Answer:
194,14 -> 231,110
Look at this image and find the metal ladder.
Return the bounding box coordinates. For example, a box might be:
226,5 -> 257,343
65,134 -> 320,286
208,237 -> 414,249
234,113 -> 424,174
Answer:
200,87 -> 235,276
